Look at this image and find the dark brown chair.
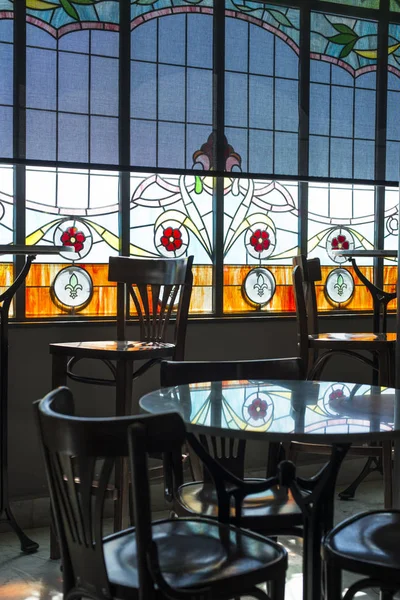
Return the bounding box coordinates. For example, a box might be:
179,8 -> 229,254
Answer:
292,255 -> 395,385
35,386 -> 288,600
50,255 -> 193,537
291,256 -> 393,508
160,358 -> 305,537
323,510 -> 400,600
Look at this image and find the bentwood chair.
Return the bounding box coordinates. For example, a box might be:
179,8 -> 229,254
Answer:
291,257 -> 393,508
323,510 -> 400,600
160,358 -> 305,537
35,387 -> 289,600
292,255 -> 395,385
49,256 -> 193,537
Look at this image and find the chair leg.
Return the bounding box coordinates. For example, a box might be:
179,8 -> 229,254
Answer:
50,506 -> 60,560
324,562 -> 342,600
382,440 -> 393,509
114,360 -> 134,531
380,590 -> 395,600
268,577 -> 285,600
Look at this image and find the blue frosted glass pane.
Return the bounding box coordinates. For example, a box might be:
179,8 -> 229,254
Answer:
159,15 -> 185,65
158,122 -> 184,168
275,132 -> 297,175
330,138 -> 352,179
331,66 -> 353,87
59,30 -> 89,53
225,72 -> 247,128
249,130 -> 273,173
186,124 -> 211,168
354,140 -> 374,179
225,127 -> 248,171
0,20 -> 13,43
91,31 -> 119,58
0,106 -> 12,158
131,119 -> 156,167
249,25 -> 273,76
158,65 -> 185,122
58,53 -> 89,113
26,48 -> 56,110
387,91 -> 400,141
226,18 -> 248,73
131,20 -> 156,62
0,43 -> 12,105
188,15 -> 212,69
26,23 -> 56,49
187,68 -> 212,124
58,114 -> 89,163
26,110 -> 56,160
249,76 -> 273,129
356,72 -> 376,89
331,86 -> 353,137
275,38 -> 298,80
90,56 -> 118,116
90,116 -> 118,164
355,89 -> 375,139
309,135 -> 329,177
386,141 -> 400,182
275,79 -> 298,132
310,60 -> 330,83
310,83 -> 329,135
131,62 -> 156,119
388,71 -> 400,92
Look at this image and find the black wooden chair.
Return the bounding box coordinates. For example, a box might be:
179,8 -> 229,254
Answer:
292,257 -> 393,508
323,510 -> 400,600
292,255 -> 395,385
160,357 -> 305,538
35,386 -> 289,600
49,255 -> 193,538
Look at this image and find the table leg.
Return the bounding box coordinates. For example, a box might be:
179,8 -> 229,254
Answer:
290,444 -> 350,600
114,360 -> 133,531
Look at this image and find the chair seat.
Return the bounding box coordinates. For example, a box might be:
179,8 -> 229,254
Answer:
104,518 -> 287,599
324,510 -> 400,579
176,480 -> 303,531
310,332 -> 396,349
49,340 -> 175,360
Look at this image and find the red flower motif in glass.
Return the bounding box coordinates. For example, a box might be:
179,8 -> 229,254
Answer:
161,227 -> 182,252
331,234 -> 349,251
250,229 -> 270,253
248,397 -> 268,421
61,226 -> 86,253
329,389 -> 347,402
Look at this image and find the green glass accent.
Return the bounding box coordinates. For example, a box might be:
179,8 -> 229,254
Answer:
195,176 -> 203,194
334,273 -> 347,297
391,0 -> 400,12
65,272 -> 83,300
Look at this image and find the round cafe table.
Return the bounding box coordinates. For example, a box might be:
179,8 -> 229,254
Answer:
0,245 -> 72,554
140,378 -> 400,600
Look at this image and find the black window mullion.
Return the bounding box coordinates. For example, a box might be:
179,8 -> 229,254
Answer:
13,0 -> 26,320
299,1 -> 311,256
118,0 -> 131,331
213,0 -> 225,317
374,0 -> 389,299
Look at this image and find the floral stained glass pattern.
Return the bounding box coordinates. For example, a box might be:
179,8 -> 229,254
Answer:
307,182 -> 375,311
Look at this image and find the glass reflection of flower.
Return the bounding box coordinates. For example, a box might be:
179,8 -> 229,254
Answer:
160,227 -> 183,252
61,226 -> 86,253
247,397 -> 268,420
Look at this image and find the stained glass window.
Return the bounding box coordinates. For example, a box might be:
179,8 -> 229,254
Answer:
0,12 -> 12,160
391,0 -> 400,12
318,0 -> 379,7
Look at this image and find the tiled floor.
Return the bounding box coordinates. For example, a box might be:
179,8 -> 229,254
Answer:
0,480 -> 390,600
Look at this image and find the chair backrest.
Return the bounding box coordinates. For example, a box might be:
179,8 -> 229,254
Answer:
292,255 -> 322,336
34,386 -> 185,600
108,256 -> 194,359
160,357 -> 305,481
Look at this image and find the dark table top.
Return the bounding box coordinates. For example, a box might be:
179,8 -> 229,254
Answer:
140,379 -> 399,443
332,249 -> 397,258
0,245 -> 73,255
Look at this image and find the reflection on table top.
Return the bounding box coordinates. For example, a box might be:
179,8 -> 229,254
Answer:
0,245 -> 73,255
332,249 -> 398,258
139,379 -> 399,443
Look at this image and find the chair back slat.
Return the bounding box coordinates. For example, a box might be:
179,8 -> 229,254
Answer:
293,255 -> 321,335
109,256 -> 193,353
292,264 -> 310,368
35,386 -> 186,600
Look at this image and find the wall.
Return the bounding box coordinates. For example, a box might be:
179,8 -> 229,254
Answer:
8,313 -> 387,500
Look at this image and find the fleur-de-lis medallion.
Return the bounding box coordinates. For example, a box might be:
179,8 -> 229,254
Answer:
64,272 -> 83,300
253,273 -> 269,298
334,273 -> 347,297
